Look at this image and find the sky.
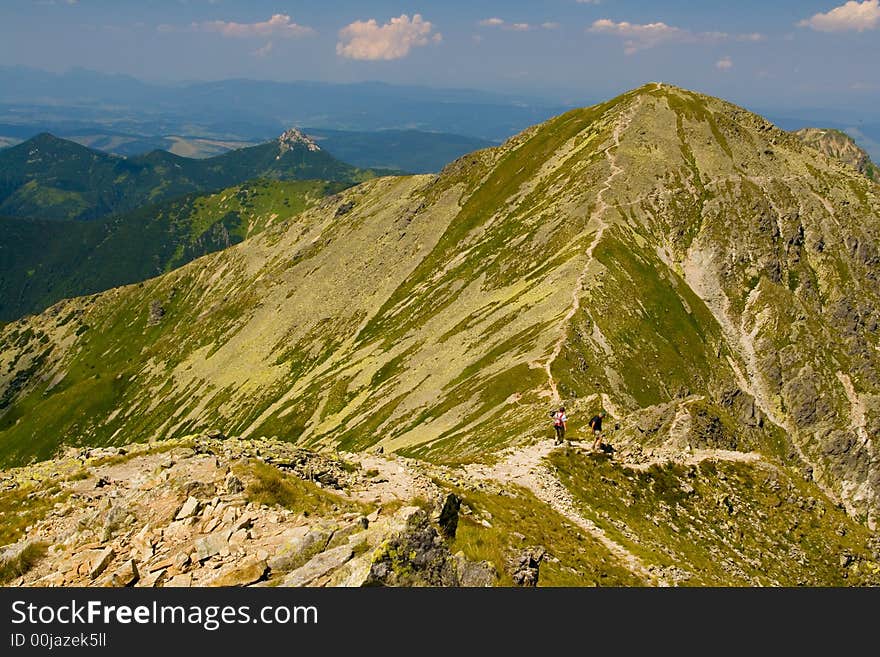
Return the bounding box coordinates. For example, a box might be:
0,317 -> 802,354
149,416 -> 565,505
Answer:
1,0 -> 878,116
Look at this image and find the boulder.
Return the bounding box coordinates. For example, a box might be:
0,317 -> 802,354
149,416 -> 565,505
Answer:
175,496 -> 201,521
194,530 -> 230,561
282,545 -> 354,587
89,547 -> 116,580
506,547 -> 545,587
99,559 -> 139,587
365,508 -> 459,586
454,552 -> 497,587
435,493 -> 461,539
205,558 -> 267,587
268,526 -> 331,573
224,473 -> 244,494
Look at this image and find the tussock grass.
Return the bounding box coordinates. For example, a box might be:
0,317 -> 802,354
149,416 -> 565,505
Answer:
0,542 -> 48,584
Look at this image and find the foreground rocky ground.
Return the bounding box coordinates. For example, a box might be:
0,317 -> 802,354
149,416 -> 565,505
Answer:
1,430 -> 878,587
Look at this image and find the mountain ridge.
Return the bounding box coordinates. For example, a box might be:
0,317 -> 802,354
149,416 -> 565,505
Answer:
1,83 -> 878,533
0,130 -> 385,221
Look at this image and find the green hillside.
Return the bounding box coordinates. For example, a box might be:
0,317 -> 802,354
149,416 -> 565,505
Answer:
1,83 -> 879,537
0,129 -> 382,222
0,179 -> 345,320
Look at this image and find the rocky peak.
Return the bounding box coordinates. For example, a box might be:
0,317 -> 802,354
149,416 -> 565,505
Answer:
277,127 -> 321,156
793,127 -> 877,181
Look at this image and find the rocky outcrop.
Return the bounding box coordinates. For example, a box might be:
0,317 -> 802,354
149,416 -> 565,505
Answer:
506,547 -> 545,587
794,128 -> 877,181
364,507 -> 496,587
0,436 -> 494,588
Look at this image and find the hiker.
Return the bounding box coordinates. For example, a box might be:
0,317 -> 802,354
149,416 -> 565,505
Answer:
589,410 -> 607,451
551,406 -> 567,444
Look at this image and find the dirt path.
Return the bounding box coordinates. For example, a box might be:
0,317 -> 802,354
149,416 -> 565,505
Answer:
464,438 -> 662,585
542,95 -> 644,402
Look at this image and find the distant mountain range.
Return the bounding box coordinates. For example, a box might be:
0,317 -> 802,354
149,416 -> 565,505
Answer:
0,129 -> 383,221
0,66 -> 569,143
0,126 -> 494,174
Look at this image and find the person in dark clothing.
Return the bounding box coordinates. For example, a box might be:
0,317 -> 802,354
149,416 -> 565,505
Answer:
590,411 -> 607,451
552,406 -> 568,444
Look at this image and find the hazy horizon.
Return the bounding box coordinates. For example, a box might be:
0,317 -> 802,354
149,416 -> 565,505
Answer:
1,1 -> 878,118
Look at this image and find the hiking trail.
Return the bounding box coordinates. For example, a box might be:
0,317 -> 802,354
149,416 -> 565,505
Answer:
542,95 -> 644,403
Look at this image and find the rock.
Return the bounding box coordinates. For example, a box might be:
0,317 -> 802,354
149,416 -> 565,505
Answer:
335,201 -> 356,217
325,555 -> 374,587
283,545 -> 354,587
228,529 -> 249,546
454,552 -> 497,587
194,530 -> 230,561
131,526 -> 154,561
365,509 -> 460,587
205,558 -> 267,587
89,547 -> 116,580
163,573 -> 193,587
327,518 -> 369,548
175,496 -> 201,521
506,547 -> 545,587
173,551 -> 191,571
138,568 -> 167,588
147,300 -> 165,326
205,429 -> 226,440
435,493 -> 462,539
100,559 -> 139,587
224,473 -> 244,494
268,526 -> 331,573
366,508 -> 381,523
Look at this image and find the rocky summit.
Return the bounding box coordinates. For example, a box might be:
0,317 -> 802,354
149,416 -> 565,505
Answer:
1,84 -> 879,586
794,128 -> 877,182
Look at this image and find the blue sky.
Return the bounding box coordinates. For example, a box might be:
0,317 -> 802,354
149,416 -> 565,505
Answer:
1,1 -> 878,114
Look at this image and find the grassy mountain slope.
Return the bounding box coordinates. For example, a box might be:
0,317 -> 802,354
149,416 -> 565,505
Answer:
0,179 -> 344,321
1,84 -> 879,532
794,128 -> 877,182
0,130 -> 380,221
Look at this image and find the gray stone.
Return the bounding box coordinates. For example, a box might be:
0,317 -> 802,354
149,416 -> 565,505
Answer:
173,551 -> 190,571
454,552 -> 497,587
506,547 -> 545,587
282,545 -> 354,587
194,530 -> 230,561
89,547 -> 116,580
100,559 -> 139,587
224,473 -> 244,494
205,558 -> 267,587
268,526 -> 331,573
175,496 -> 201,521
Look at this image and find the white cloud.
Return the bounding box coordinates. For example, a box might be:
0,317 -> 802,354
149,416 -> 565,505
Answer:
337,14 -> 440,61
197,14 -> 314,39
715,56 -> 733,70
798,0 -> 880,32
252,41 -> 273,58
478,18 -> 559,31
589,18 -> 764,54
